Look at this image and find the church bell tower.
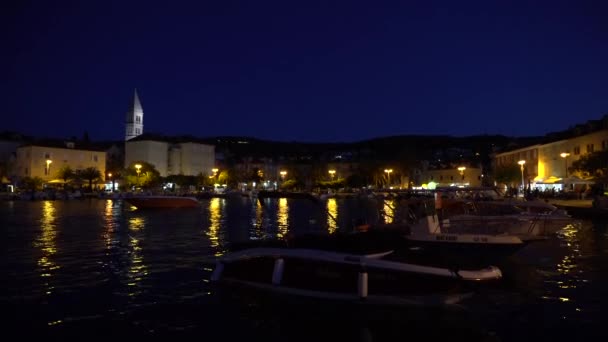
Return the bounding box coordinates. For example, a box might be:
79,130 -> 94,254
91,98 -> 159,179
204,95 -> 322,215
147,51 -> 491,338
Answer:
125,89 -> 144,141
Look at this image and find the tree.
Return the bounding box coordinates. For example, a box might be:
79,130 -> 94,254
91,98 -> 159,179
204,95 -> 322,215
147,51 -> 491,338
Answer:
77,167 -> 102,191
19,176 -> 44,191
125,161 -> 161,189
346,173 -> 367,189
570,149 -> 608,186
56,165 -> 75,188
493,164 -> 522,187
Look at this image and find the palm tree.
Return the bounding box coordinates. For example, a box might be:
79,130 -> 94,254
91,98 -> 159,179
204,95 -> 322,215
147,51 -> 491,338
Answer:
56,165 -> 75,188
77,167 -> 102,191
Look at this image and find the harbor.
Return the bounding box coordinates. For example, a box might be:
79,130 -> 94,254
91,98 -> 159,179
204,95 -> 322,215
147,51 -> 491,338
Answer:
2,196 -> 608,340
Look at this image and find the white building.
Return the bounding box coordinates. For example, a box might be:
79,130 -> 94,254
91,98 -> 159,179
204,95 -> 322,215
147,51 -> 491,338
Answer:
125,136 -> 215,177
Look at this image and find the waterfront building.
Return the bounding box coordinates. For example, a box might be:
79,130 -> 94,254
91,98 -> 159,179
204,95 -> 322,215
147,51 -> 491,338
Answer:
13,141 -> 106,184
494,116 -> 608,191
420,167 -> 483,188
125,135 -> 215,177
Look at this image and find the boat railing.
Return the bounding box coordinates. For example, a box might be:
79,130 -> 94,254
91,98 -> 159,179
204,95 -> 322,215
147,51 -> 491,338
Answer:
212,247 -> 503,281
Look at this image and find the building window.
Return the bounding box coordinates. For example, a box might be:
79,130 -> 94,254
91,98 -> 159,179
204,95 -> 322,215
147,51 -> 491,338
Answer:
450,176 -> 453,180
44,152 -> 51,159
603,140 -> 607,150
587,144 -> 594,153
135,128 -> 140,135
135,116 -> 140,123
93,155 -> 98,162
24,167 -> 28,175
440,175 -> 443,180
574,146 -> 580,155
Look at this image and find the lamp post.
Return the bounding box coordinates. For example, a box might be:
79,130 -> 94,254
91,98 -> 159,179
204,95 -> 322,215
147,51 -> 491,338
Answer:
560,152 -> 570,179
45,159 -> 52,176
517,160 -> 526,193
280,170 -> 287,181
384,169 -> 393,188
108,172 -> 115,192
457,166 -> 466,182
328,169 -> 336,181
135,164 -> 142,177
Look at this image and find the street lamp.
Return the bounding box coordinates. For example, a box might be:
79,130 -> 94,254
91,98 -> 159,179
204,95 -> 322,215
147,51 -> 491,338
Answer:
560,152 -> 570,178
108,172 -> 115,192
457,166 -> 466,181
384,169 -> 393,187
517,160 -> 526,192
328,169 -> 336,181
280,170 -> 287,181
135,163 -> 142,177
45,159 -> 52,176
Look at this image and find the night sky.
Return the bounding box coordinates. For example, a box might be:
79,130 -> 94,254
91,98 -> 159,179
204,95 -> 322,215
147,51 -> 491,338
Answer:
3,0 -> 608,143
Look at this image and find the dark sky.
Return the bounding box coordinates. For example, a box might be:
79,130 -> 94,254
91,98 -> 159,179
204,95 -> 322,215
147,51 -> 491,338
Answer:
3,0 -> 608,143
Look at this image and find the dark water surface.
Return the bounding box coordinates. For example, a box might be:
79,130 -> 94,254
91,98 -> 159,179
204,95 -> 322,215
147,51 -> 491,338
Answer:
2,198 -> 608,341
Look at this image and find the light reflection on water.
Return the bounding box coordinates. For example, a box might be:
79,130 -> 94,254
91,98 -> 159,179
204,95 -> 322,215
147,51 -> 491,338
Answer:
207,198 -> 222,255
35,201 -> 59,295
326,198 -> 338,234
276,198 -> 289,238
383,199 -> 396,224
126,216 -> 147,293
2,198 -> 607,339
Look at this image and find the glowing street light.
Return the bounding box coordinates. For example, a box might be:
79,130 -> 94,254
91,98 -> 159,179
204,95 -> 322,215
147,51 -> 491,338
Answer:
560,152 -> 570,179
517,160 -> 526,191
328,169 -> 336,181
457,166 -> 466,180
280,170 -> 287,181
108,172 -> 115,192
135,163 -> 142,177
45,159 -> 52,176
384,169 -> 393,187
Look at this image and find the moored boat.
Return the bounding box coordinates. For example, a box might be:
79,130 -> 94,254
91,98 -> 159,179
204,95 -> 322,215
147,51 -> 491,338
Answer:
124,195 -> 200,209
210,247 -> 502,308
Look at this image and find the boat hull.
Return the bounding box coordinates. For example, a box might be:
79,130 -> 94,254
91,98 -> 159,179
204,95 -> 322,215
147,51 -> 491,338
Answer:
211,247 -> 501,308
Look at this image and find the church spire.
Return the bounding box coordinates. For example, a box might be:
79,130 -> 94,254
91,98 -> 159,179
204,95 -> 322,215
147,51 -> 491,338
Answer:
125,88 -> 144,141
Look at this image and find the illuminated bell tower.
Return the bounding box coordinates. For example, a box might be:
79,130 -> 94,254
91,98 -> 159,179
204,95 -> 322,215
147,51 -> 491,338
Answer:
125,89 -> 144,141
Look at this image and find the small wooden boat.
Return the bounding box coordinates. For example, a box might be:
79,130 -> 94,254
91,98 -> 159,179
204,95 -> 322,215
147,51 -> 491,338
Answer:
124,195 -> 200,209
210,247 -> 502,308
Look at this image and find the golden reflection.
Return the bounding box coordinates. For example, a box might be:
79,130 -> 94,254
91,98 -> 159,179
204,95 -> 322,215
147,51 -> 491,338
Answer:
556,224 -> 579,282
277,198 -> 288,238
35,201 -> 59,295
128,217 -> 145,231
103,199 -> 119,248
326,198 -> 338,234
126,215 -> 147,291
383,199 -> 395,224
254,199 -> 264,232
207,198 -> 222,256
